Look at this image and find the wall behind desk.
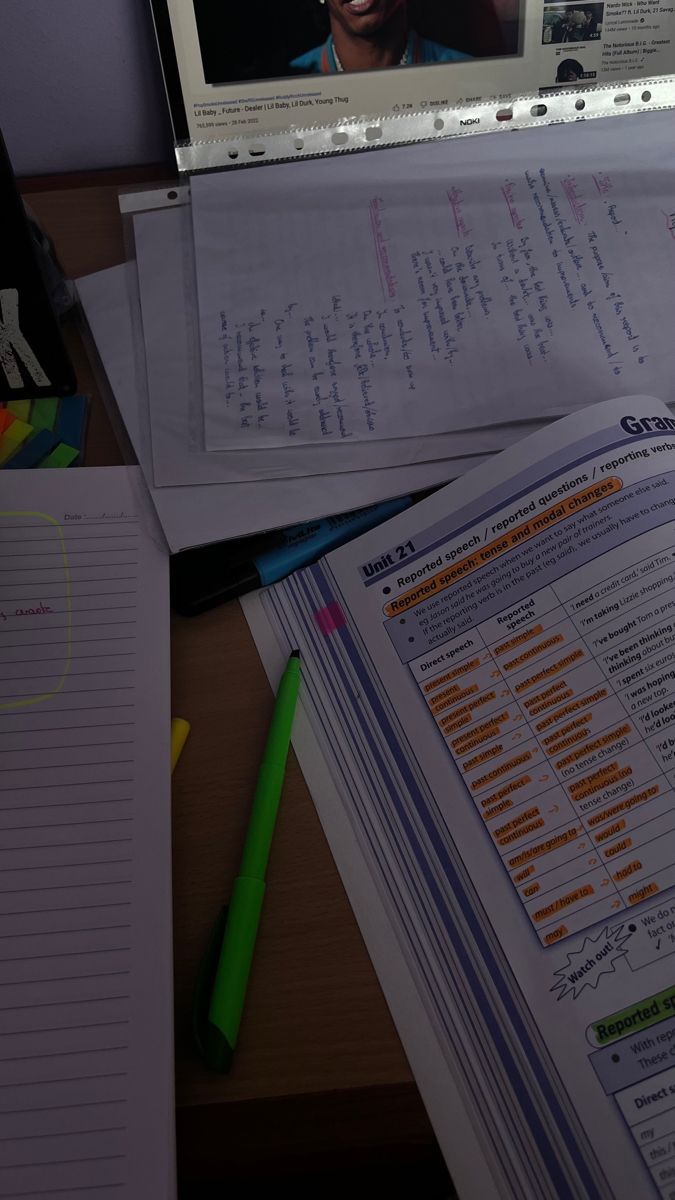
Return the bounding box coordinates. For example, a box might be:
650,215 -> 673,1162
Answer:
0,0 -> 173,175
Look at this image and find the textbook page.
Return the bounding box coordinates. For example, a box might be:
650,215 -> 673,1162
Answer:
192,112 -> 675,451
0,467 -> 174,1200
245,396 -> 675,1198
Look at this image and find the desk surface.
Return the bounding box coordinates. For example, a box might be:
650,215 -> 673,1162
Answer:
23,172 -> 448,1190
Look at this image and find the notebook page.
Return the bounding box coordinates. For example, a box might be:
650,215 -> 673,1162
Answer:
0,467 -> 173,1200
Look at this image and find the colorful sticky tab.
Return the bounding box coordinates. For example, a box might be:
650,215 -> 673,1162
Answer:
0,410 -> 15,436
4,429 -> 58,469
0,419 -> 33,465
31,398 -> 59,431
7,400 -> 31,422
0,395 -> 89,470
41,443 -> 80,468
56,395 -> 87,450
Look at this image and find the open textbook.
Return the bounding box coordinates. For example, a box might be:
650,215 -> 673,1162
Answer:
245,395 -> 675,1199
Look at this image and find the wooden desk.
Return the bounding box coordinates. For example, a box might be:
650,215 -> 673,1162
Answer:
22,172 -> 449,1194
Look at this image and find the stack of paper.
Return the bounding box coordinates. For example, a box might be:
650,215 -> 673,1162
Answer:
77,111 -> 675,554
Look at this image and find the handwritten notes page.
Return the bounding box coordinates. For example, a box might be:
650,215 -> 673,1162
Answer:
0,468 -> 173,1200
77,263 -> 495,552
192,111 -> 675,451
132,205 -> 527,489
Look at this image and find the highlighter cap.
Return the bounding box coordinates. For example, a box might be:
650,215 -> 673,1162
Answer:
192,905 -> 235,1073
196,1020 -> 234,1074
171,556 -> 261,616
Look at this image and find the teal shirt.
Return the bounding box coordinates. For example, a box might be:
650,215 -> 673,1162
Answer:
291,30 -> 471,73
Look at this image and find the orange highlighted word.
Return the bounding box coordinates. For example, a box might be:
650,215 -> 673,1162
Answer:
533,884 -> 594,923
586,784 -> 660,828
594,819 -> 626,844
430,682 -> 478,716
463,743 -> 503,772
542,713 -> 592,748
482,797 -> 513,821
451,710 -> 509,753
422,657 -> 481,694
439,691 -> 497,734
480,773 -> 532,810
604,837 -> 632,859
555,723 -> 632,770
470,750 -> 533,792
569,762 -> 632,803
533,689 -> 574,717
535,687 -> 609,734
494,806 -> 541,839
614,860 -> 642,882
548,727 -> 589,759
498,817 -> 545,846
504,633 -> 565,672
525,679 -> 569,715
494,624 -> 544,657
514,649 -> 584,695
508,825 -> 581,869
544,924 -> 569,945
628,882 -> 659,905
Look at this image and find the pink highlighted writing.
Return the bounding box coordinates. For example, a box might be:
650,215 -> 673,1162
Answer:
369,197 -> 398,299
447,187 -> 472,239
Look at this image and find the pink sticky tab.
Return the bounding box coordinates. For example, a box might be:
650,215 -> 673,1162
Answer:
314,602 -> 347,635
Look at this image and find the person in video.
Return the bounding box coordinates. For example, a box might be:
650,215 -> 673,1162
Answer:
291,0 -> 471,74
548,9 -> 586,42
556,57 -> 584,82
582,7 -> 599,36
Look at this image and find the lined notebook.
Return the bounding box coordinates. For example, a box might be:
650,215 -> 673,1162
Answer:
0,467 -> 173,1199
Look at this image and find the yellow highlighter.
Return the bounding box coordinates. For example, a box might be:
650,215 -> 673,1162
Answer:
171,718 -> 191,773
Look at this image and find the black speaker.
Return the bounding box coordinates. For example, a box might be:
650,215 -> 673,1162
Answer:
0,129 -> 76,401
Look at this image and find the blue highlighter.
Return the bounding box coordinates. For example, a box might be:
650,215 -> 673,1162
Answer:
170,495 -> 412,616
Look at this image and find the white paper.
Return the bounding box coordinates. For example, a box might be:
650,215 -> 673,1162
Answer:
0,466 -> 173,1200
193,112 -> 675,450
244,395 -> 675,1198
133,204 -> 529,489
77,263 -> 496,552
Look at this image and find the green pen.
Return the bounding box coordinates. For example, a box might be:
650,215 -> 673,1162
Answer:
193,649 -> 301,1072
